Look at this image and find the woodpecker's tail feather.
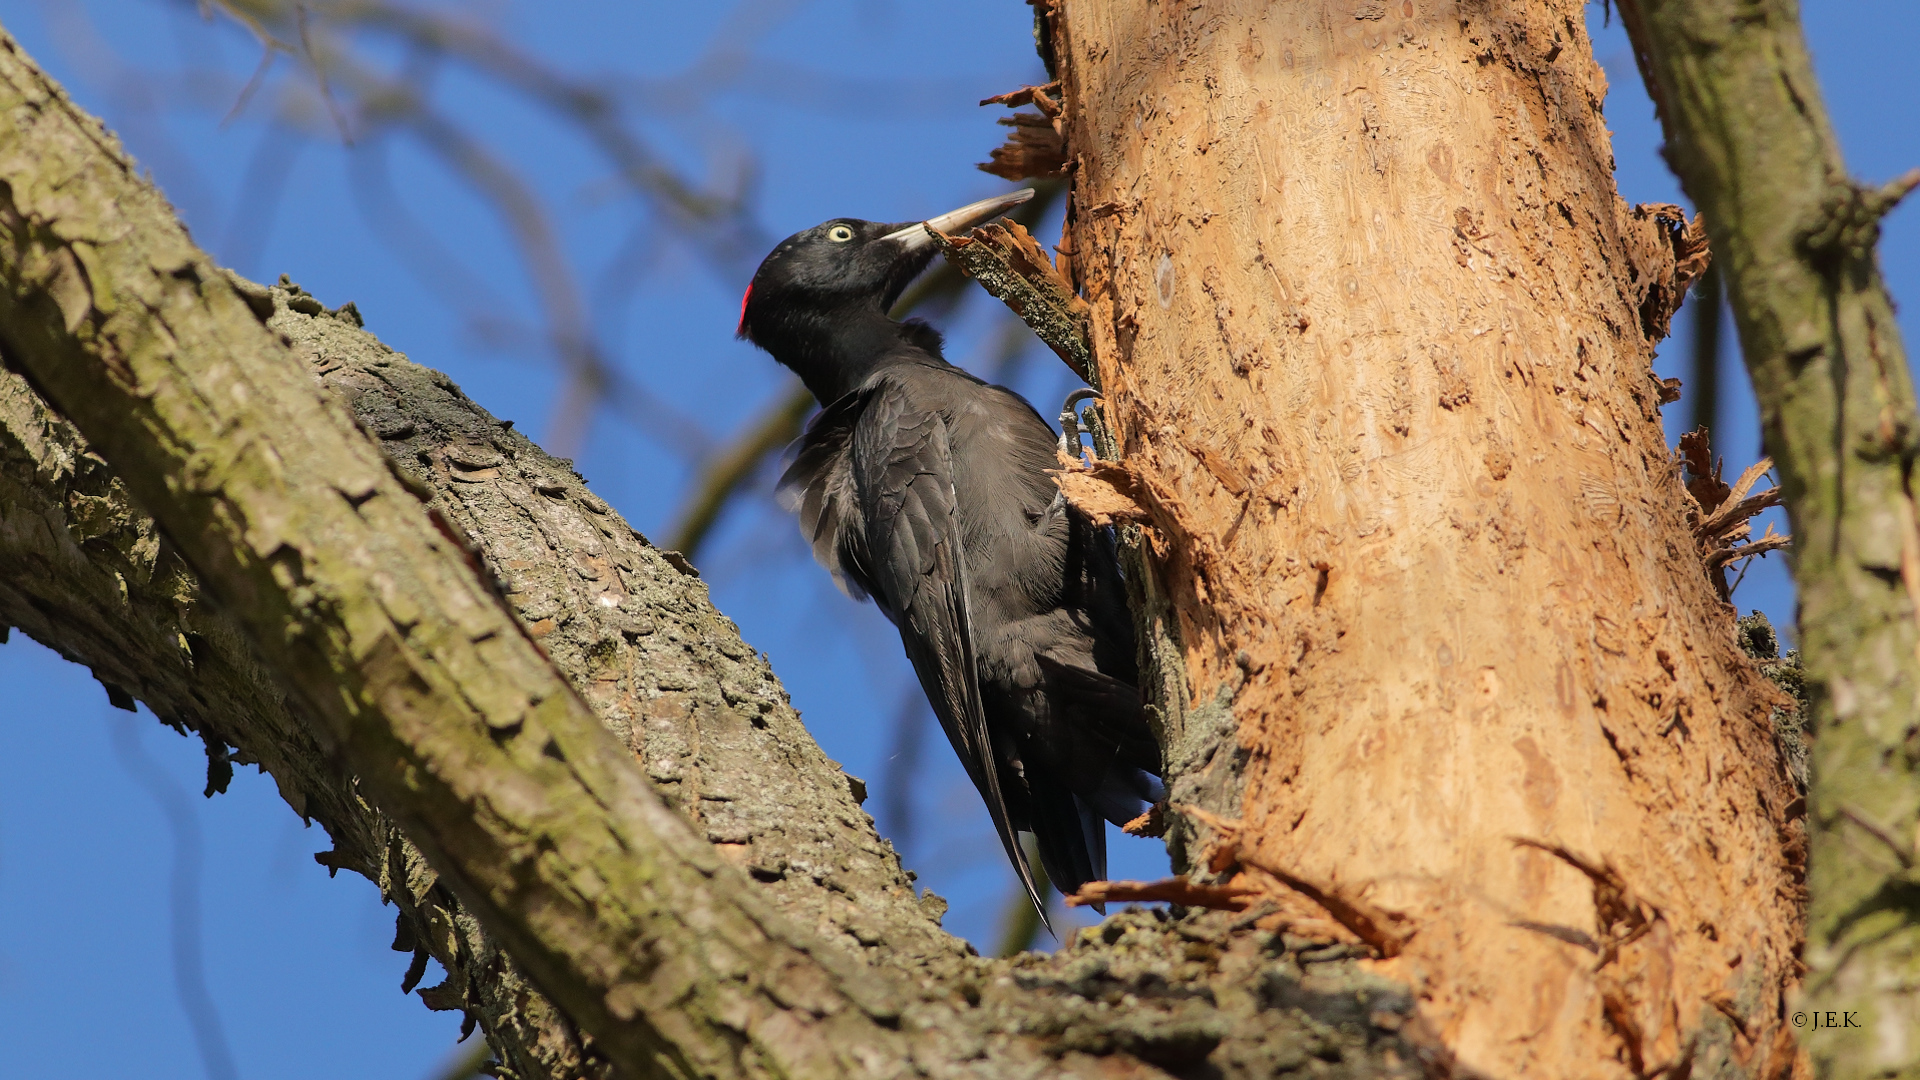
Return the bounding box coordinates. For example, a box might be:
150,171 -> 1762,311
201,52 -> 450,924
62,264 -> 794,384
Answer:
1029,777 -> 1100,903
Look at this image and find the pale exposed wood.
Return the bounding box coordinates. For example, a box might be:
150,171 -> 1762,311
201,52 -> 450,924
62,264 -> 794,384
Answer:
1049,1 -> 1803,1075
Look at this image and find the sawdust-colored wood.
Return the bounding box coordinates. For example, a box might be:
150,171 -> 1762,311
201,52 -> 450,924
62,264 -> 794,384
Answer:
1045,2 -> 1805,1076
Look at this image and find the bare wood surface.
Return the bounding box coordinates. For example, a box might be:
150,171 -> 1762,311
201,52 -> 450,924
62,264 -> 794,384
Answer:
1045,1 -> 1805,1075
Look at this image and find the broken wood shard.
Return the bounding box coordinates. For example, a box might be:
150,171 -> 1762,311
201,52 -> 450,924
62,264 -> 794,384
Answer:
1176,802 -> 1412,958
980,81 -> 1062,117
1064,877 -> 1262,911
931,220 -> 1092,381
978,84 -> 1067,180
1629,204 -> 1712,341
1121,803 -> 1167,837
1677,428 -> 1790,601
1052,460 -> 1150,527
1240,855 -> 1411,960
978,114 -> 1068,181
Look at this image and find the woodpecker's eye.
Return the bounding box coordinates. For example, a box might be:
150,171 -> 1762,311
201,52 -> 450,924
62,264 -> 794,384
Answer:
827,224 -> 855,242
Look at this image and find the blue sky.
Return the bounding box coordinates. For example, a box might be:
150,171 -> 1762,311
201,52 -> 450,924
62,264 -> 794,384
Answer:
0,3 -> 1913,1078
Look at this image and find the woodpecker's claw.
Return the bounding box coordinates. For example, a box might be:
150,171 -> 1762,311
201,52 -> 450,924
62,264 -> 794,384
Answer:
1058,388 -> 1101,459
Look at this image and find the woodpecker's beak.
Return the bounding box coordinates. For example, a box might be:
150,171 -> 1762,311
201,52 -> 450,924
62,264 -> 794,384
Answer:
881,189 -> 1035,253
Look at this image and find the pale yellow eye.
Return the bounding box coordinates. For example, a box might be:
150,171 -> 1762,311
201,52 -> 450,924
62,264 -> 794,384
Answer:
827,224 -> 855,242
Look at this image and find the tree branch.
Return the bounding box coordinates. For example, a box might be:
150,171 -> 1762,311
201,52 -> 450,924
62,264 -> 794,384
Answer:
0,31 -> 946,1076
0,255 -> 608,1080
664,382 -> 812,560
1616,0 -> 1920,1072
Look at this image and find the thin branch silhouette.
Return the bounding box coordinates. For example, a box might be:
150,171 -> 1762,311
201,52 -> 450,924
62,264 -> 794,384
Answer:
220,123 -> 303,277
875,687 -> 932,855
110,716 -> 240,1080
1687,261 -> 1723,441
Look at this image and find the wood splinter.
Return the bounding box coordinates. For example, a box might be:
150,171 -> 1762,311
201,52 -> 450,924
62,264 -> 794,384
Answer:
1064,877 -> 1262,911
1178,803 -> 1413,958
930,220 -> 1092,381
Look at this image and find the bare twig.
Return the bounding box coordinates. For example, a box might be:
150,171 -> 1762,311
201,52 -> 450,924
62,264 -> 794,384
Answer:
1836,806 -> 1916,870
664,383 -> 813,560
295,5 -> 353,143
930,219 -> 1091,381
221,42 -> 282,127
221,124 -> 304,276
185,0 -> 769,455
874,687 -> 931,855
111,719 -> 240,1080
1064,877 -> 1261,911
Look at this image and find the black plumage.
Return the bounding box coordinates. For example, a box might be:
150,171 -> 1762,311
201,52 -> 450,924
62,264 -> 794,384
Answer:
737,190 -> 1162,917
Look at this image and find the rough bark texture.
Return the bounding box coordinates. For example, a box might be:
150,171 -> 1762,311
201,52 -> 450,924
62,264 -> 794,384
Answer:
930,220 -> 1093,381
0,324 -> 608,1080
0,30 -> 943,1077
1614,1 -> 1920,1075
0,25 -> 1457,1080
0,271 -> 969,1078
1045,1 -> 1805,1075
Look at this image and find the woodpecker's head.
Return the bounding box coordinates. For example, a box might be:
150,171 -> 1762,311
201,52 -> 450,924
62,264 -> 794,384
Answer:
736,189 -> 1034,350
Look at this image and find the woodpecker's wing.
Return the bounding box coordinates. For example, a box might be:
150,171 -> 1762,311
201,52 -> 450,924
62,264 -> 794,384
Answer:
851,379 -> 1047,919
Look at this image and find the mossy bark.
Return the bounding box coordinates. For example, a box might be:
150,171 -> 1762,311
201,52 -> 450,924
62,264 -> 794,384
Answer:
0,28 -> 936,1078
0,319 -> 607,1078
1616,1 -> 1920,1074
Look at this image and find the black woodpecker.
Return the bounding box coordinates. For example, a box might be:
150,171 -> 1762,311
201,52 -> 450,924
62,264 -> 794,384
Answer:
737,189 -> 1162,918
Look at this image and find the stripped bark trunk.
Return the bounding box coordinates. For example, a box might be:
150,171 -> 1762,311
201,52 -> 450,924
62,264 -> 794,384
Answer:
1043,1 -> 1805,1075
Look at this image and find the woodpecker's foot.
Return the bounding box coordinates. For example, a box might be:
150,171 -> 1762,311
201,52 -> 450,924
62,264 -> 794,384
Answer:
1057,387 -> 1101,458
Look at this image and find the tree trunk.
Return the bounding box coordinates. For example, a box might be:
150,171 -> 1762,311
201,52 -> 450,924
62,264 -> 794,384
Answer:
1614,1 -> 1920,1075
1048,1 -> 1804,1074
2,3 -> 1839,1073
